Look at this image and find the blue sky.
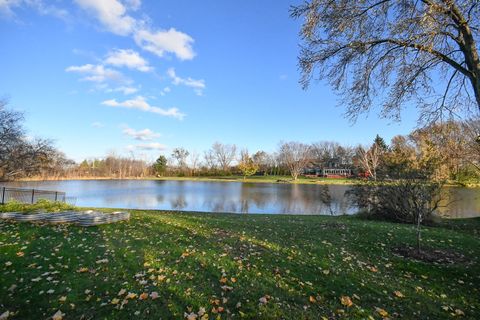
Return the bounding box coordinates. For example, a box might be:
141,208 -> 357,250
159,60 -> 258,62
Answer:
0,0 -> 418,162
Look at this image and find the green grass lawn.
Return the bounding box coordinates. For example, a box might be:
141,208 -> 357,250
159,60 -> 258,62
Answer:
154,175 -> 355,185
1,210 -> 479,319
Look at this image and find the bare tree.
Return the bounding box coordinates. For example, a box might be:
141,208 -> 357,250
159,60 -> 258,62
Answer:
188,151 -> 200,176
278,141 -> 312,180
171,147 -> 190,173
203,150 -> 217,171
462,117 -> 480,172
292,1 -> 480,123
0,100 -> 63,180
356,143 -> 382,181
211,142 -> 237,173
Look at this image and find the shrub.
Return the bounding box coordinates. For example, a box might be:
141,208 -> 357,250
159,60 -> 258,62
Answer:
348,178 -> 445,252
0,199 -> 75,213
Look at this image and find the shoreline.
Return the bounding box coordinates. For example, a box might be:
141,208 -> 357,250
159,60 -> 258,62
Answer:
12,175 -> 480,187
15,175 -> 357,185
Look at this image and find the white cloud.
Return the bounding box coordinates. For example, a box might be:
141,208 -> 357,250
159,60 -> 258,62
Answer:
65,64 -> 128,84
102,96 -> 185,120
73,0 -> 196,61
0,0 -> 22,17
134,28 -> 195,60
124,0 -> 141,11
159,86 -> 171,96
126,142 -> 166,151
107,86 -> 139,95
91,121 -> 104,128
167,68 -> 205,95
74,0 -> 135,36
0,0 -> 69,19
104,49 -> 152,72
122,126 -> 161,141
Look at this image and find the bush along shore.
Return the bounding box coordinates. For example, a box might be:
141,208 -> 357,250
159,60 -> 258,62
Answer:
0,203 -> 479,319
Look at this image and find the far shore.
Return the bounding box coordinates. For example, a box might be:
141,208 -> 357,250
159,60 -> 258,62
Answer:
15,175 -> 356,185
12,175 -> 480,187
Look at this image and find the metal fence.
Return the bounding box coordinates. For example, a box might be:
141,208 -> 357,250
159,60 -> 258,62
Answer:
0,187 -> 66,205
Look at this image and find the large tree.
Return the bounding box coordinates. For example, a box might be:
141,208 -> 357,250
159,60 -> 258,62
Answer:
211,142 -> 237,173
292,0 -> 480,122
278,141 -> 312,180
0,100 -> 60,180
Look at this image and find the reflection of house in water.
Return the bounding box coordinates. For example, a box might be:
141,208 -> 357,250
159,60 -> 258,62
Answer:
304,158 -> 353,178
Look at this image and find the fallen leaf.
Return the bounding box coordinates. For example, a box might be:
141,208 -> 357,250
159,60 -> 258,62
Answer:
375,307 -> 389,318
51,310 -> 64,320
126,292 -> 137,300
340,296 -> 353,307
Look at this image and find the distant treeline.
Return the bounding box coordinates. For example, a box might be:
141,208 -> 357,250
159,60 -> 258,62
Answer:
1,100 -> 479,183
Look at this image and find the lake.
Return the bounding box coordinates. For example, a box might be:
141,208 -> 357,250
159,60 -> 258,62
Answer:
1,180 -> 479,218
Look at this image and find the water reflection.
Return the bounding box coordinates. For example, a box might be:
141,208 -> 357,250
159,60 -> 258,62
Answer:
1,180 -> 478,217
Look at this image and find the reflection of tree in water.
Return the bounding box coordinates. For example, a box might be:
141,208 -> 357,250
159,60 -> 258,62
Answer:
435,187 -> 479,218
239,183 -> 273,213
170,195 -> 187,210
201,198 -> 239,213
276,184 -> 353,215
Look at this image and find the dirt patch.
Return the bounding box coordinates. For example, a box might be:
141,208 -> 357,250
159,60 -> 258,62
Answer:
213,228 -> 233,238
392,245 -> 469,264
319,223 -> 348,230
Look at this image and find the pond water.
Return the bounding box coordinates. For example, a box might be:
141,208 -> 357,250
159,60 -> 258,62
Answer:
1,180 -> 479,218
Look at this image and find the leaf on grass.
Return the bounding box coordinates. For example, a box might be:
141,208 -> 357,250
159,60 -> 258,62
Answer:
126,292 -> 137,300
375,307 -> 389,318
0,311 -> 10,320
51,310 -> 64,320
340,296 -> 353,307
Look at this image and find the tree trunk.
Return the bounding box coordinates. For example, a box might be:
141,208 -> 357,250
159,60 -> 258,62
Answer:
416,212 -> 422,254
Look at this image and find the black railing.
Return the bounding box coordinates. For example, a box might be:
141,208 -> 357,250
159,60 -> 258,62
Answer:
0,187 -> 66,204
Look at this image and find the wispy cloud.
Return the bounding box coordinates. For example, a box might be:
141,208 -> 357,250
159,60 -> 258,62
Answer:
160,86 -> 171,96
0,0 -> 69,20
107,86 -> 139,95
102,96 -> 185,120
124,0 -> 141,11
104,49 -> 152,72
167,68 -> 205,96
91,121 -> 104,128
126,142 -> 166,151
65,64 -> 129,84
122,126 -> 161,141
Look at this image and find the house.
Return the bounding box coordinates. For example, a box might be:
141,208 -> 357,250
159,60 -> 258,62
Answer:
303,157 -> 353,178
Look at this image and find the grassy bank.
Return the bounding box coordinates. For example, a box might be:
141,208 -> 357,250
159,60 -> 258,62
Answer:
1,208 -> 479,319
17,175 -> 356,185
17,175 -> 480,187
154,175 -> 355,185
